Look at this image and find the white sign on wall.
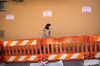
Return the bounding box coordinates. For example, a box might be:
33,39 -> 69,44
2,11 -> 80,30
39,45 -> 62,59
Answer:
82,6 -> 91,13
43,11 -> 52,17
6,14 -> 14,20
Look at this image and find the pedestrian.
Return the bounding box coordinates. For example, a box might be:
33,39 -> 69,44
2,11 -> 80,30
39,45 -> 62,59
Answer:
40,23 -> 51,38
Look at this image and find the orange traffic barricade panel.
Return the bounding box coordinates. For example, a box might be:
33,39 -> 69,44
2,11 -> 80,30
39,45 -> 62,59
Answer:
92,35 -> 100,59
0,41 -> 4,62
4,55 -> 38,62
3,39 -> 41,62
4,39 -> 39,46
1,35 -> 100,62
47,53 -> 84,61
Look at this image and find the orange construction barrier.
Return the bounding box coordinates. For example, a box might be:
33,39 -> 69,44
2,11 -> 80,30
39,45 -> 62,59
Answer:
0,41 -> 4,62
61,36 -> 89,60
42,37 -> 84,61
0,35 -> 100,62
3,38 -> 41,62
89,35 -> 100,59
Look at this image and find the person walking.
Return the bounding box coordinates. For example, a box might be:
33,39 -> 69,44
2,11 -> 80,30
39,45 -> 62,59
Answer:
40,23 -> 51,38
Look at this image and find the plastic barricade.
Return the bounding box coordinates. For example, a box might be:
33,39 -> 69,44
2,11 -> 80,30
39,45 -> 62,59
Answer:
3,38 -> 41,62
0,41 -> 4,62
1,35 -> 100,62
89,35 -> 100,59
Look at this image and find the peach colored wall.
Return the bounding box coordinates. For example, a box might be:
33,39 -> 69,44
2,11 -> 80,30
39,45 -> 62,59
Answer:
0,0 -> 100,40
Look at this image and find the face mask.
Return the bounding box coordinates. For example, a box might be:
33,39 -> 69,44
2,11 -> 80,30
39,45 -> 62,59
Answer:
49,26 -> 51,29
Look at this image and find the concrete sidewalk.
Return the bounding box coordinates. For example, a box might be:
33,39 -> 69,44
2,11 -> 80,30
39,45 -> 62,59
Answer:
1,60 -> 100,66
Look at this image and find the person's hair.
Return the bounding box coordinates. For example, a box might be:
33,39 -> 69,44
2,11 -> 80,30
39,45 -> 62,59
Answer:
45,23 -> 51,29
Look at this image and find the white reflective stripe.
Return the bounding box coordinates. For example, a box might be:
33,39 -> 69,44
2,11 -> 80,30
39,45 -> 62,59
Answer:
71,53 -> 79,59
28,56 -> 37,61
10,41 -> 18,46
59,54 -> 68,59
20,40 -> 29,46
95,52 -> 100,58
4,41 -> 8,46
18,56 -> 26,61
97,38 -> 100,41
8,56 -> 16,61
82,56 -> 84,59
31,40 -> 37,45
48,54 -> 57,60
